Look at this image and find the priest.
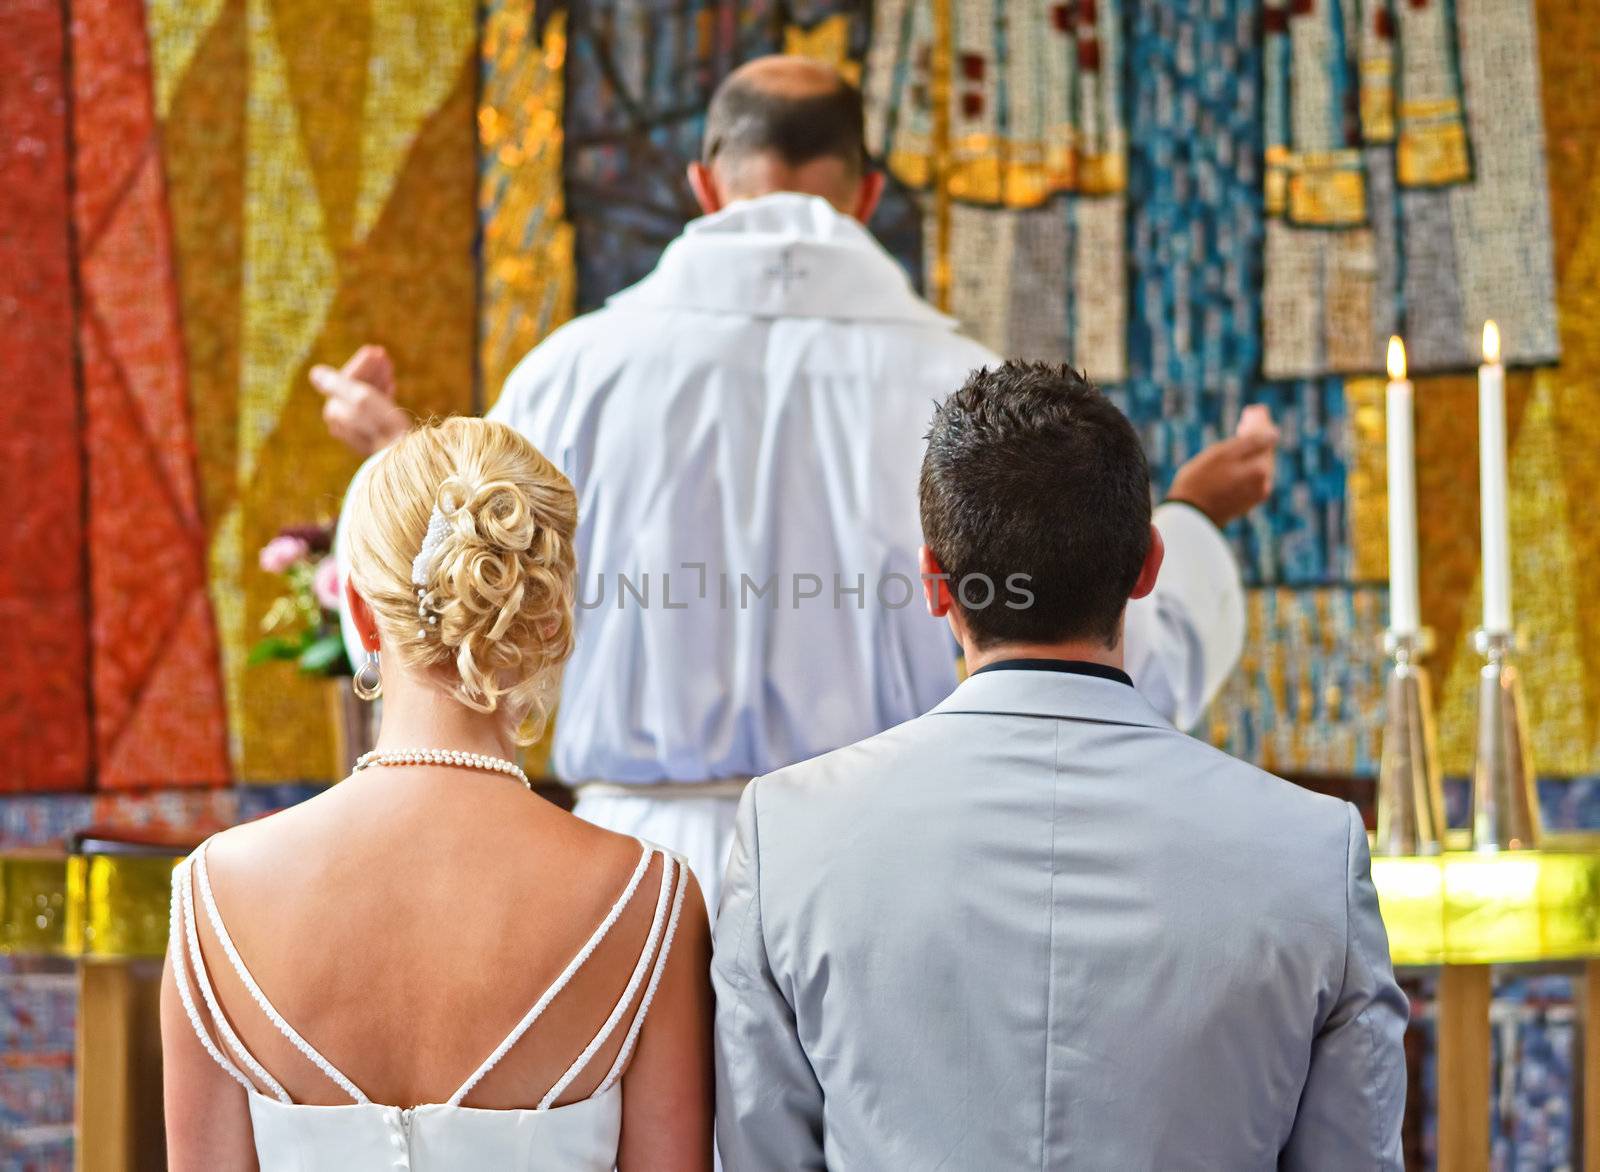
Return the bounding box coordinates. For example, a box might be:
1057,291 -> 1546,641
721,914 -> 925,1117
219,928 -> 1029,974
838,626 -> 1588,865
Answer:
316,56 -> 1279,909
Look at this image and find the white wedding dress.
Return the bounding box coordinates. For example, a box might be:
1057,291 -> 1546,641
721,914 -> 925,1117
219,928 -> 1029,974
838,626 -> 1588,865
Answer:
169,837 -> 688,1170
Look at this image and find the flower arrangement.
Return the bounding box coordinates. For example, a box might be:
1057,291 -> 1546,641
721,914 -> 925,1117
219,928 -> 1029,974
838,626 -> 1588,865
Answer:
249,524 -> 352,677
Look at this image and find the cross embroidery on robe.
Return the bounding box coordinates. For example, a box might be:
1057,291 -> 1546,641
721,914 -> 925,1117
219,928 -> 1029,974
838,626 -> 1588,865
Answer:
765,248 -> 809,293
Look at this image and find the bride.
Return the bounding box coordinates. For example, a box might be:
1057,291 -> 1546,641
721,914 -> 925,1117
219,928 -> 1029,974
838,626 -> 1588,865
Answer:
161,418 -> 713,1170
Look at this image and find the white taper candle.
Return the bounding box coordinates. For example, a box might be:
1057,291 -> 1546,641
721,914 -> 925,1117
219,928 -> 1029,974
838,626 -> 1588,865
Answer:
1478,320 -> 1512,633
1385,336 -> 1420,636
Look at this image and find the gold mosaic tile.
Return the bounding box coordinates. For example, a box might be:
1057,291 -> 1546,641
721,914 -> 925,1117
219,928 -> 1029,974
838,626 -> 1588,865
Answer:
1208,587 -> 1387,776
1435,377 -> 1592,775
479,3 -> 575,404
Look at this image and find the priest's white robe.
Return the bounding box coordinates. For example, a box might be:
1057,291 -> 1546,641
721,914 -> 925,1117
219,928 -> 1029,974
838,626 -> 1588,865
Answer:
344,193 -> 1245,909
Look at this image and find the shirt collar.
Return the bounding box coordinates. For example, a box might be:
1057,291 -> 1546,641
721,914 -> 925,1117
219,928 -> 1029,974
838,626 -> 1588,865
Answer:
969,658 -> 1134,687
929,663 -> 1171,731
605,193 -> 958,328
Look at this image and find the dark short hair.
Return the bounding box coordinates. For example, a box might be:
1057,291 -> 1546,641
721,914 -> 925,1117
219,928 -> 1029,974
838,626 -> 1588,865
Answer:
702,70 -> 867,173
919,363 -> 1152,648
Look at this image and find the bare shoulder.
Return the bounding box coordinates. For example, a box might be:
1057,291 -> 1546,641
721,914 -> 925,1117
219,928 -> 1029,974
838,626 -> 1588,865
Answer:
553,802 -> 657,870
568,812 -> 710,933
193,804 -> 290,876
195,787 -> 345,880
554,813 -> 710,942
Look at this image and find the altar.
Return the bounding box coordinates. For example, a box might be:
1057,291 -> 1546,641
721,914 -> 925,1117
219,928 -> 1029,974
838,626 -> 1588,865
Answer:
1375,841 -> 1600,1168
8,831 -> 1600,1170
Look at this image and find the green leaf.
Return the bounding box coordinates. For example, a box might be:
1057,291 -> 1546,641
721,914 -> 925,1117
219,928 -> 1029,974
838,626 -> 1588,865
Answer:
248,636 -> 302,666
298,633 -> 350,675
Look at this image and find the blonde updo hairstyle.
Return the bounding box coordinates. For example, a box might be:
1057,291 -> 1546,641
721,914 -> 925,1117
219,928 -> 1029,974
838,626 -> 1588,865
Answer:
344,418 -> 577,740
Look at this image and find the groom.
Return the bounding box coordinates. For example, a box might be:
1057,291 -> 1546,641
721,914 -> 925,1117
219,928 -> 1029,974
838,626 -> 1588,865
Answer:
713,363 -> 1408,1169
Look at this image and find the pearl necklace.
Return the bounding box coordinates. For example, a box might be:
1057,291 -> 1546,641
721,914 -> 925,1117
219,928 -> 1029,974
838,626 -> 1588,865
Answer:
352,748 -> 532,791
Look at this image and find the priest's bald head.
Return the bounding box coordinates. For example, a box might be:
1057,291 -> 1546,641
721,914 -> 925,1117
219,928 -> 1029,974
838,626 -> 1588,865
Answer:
688,56 -> 885,222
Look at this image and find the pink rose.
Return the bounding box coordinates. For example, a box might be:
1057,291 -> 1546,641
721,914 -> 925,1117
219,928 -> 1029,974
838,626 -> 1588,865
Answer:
259,535 -> 310,574
312,557 -> 343,611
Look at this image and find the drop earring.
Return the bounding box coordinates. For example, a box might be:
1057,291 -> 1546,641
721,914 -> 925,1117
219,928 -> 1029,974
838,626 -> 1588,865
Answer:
352,650 -> 382,701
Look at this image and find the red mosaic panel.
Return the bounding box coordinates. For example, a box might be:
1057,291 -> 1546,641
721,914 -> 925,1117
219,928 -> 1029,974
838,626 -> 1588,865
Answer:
0,0 -> 91,791
69,0 -> 231,787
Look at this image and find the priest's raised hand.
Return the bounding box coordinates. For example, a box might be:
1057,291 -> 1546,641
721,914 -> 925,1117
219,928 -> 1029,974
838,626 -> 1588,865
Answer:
1166,403 -> 1282,528
311,343 -> 409,457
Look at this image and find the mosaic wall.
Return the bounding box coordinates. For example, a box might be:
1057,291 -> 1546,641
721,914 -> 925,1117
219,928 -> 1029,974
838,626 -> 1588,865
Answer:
1110,0 -> 1590,784
1,0 -> 487,789
0,3 -> 1589,808
864,0 -> 1127,375
0,0 -> 230,793
0,958 -> 75,1170
1333,0 -> 1600,781
149,0 -> 481,781
844,0 -> 1587,785
0,0 -> 1589,806
1260,0 -> 1560,379
75,0 -> 234,790
480,1 -> 576,403
0,0 -> 91,794
1509,0 -> 1600,781
18,0 -> 1577,792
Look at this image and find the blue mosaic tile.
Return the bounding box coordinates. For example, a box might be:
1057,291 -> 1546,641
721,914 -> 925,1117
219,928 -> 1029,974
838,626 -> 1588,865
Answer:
1120,0 -> 1347,588
0,957 -> 75,1172
235,783 -> 327,823
1490,975 -> 1577,1172
0,797 -> 90,851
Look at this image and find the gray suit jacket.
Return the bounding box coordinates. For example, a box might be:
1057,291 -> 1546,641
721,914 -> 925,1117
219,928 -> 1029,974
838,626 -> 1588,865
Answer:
713,668 -> 1407,1170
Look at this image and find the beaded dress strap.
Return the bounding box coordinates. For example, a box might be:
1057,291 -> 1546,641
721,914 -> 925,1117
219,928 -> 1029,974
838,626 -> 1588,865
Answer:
173,857 -> 293,1102
168,859 -> 274,1098
536,853 -> 684,1109
193,841 -> 371,1104
596,853 -> 689,1095
447,841 -> 656,1107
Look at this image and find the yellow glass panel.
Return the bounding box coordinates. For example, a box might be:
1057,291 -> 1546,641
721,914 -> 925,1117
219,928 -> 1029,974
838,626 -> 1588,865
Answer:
66,855 -> 184,961
22,843 -> 1600,968
0,855 -> 71,957
1373,843 -> 1600,966
1372,855 -> 1445,966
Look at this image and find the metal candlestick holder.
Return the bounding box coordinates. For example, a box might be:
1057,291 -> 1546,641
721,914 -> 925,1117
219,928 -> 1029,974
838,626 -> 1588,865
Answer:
1374,629 -> 1446,856
1468,629 -> 1541,851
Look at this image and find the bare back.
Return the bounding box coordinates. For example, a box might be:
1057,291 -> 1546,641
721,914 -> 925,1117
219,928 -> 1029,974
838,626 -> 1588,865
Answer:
161,766 -> 713,1170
